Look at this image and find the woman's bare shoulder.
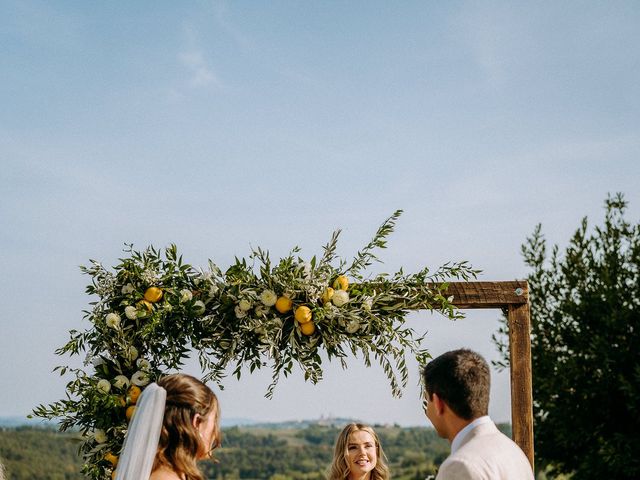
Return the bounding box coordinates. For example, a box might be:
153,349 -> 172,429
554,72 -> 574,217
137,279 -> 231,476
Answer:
149,466 -> 182,480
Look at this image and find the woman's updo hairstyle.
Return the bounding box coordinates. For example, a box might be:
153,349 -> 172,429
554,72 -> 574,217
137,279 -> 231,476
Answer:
153,374 -> 220,480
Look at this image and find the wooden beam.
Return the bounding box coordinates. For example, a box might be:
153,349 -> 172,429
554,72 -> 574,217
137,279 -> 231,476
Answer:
438,280 -> 528,309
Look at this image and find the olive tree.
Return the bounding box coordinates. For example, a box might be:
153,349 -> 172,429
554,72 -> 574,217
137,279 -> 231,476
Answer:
495,193 -> 640,479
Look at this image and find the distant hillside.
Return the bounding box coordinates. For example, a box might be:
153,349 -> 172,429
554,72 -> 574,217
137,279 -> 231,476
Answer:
0,423 -> 454,480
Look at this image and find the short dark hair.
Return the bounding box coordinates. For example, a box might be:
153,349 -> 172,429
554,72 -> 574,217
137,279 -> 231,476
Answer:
422,348 -> 490,420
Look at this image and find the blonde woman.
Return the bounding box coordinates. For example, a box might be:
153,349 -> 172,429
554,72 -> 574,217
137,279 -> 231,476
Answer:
328,423 -> 390,480
115,373 -> 221,480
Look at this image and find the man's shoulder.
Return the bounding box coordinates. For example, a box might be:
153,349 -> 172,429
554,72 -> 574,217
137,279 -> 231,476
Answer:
437,427 -> 534,480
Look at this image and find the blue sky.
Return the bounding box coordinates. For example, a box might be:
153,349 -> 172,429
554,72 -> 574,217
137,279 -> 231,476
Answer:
1,1 -> 639,427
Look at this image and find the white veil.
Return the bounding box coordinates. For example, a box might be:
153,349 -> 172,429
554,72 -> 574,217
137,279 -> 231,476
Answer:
114,383 -> 166,480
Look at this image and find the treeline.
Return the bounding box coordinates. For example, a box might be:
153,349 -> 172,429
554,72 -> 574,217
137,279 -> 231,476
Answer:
0,423 -> 465,479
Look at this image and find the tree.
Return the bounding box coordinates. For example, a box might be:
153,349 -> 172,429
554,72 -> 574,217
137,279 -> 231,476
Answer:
494,193 -> 640,479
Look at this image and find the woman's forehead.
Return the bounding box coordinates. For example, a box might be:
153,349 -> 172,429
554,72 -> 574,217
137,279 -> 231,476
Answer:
348,429 -> 375,444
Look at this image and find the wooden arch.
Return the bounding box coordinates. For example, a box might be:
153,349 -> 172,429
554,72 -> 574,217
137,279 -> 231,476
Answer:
424,280 -> 534,467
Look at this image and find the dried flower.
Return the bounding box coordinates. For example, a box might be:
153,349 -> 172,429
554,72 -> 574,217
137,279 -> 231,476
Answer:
113,375 -> 130,390
238,299 -> 252,311
97,379 -> 111,393
105,313 -> 121,329
131,371 -> 150,386
124,306 -> 137,320
93,429 -> 107,444
260,289 -> 277,307
136,358 -> 151,371
346,320 -> 361,334
332,290 -> 349,307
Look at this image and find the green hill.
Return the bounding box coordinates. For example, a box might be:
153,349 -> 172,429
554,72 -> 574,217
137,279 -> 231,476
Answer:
0,423 -> 455,479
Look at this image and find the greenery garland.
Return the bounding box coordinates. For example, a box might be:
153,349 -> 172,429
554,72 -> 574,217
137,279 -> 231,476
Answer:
33,211 -> 478,479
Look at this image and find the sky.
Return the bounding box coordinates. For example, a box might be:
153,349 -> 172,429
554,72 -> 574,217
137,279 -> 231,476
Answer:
1,1 -> 639,428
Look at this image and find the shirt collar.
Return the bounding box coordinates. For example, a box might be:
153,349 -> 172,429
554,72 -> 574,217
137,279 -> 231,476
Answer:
451,415 -> 492,454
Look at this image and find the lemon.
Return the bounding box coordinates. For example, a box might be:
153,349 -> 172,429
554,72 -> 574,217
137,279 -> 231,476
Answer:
144,286 -> 163,303
104,452 -> 119,467
126,405 -> 136,422
300,321 -> 316,335
136,300 -> 153,316
275,296 -> 293,313
294,306 -> 312,324
321,287 -> 334,304
332,275 -> 349,291
127,385 -> 142,404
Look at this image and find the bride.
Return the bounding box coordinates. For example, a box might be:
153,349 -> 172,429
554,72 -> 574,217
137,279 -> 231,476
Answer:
115,373 -> 220,480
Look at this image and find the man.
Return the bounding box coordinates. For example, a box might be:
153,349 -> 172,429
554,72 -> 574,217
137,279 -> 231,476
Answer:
422,348 -> 534,480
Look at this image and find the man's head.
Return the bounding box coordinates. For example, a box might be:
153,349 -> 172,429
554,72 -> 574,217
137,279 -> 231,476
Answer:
422,348 -> 490,423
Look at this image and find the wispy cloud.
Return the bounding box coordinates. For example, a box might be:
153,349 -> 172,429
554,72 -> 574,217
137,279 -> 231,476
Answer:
178,50 -> 221,88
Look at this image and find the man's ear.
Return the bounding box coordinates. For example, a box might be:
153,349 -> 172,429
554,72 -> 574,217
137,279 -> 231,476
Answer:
432,392 -> 447,416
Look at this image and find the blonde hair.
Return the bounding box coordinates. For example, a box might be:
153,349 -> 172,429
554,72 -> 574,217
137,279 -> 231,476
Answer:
327,423 -> 390,480
152,374 -> 220,480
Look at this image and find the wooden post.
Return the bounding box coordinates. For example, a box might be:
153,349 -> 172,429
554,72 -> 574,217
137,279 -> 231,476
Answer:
508,302 -> 534,468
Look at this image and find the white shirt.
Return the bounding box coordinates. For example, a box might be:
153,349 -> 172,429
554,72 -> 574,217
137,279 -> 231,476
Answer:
450,415 -> 492,454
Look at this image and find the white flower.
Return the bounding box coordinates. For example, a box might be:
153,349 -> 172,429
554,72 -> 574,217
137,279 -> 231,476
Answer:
97,379 -> 111,393
180,289 -> 193,303
126,346 -> 139,362
332,290 -> 350,307
113,375 -> 130,390
124,305 -> 137,320
193,300 -> 206,315
136,358 -> 151,371
93,429 -> 107,444
207,284 -> 219,298
121,283 -> 135,295
105,313 -> 121,329
260,289 -> 277,307
238,299 -> 252,312
346,320 -> 360,334
447,295 -> 454,303
254,305 -> 268,317
362,296 -> 373,311
131,371 -> 150,386
234,305 -> 247,319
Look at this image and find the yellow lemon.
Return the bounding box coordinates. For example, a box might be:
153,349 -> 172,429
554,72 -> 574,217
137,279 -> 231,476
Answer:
136,300 -> 153,315
300,321 -> 316,336
144,286 -> 163,303
126,405 -> 136,422
321,287 -> 334,304
275,296 -> 293,314
294,306 -> 312,324
128,385 -> 142,405
332,275 -> 349,291
104,452 -> 119,467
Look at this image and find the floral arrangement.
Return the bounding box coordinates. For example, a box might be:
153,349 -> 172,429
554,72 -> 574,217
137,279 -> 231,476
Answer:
32,211 -> 478,479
